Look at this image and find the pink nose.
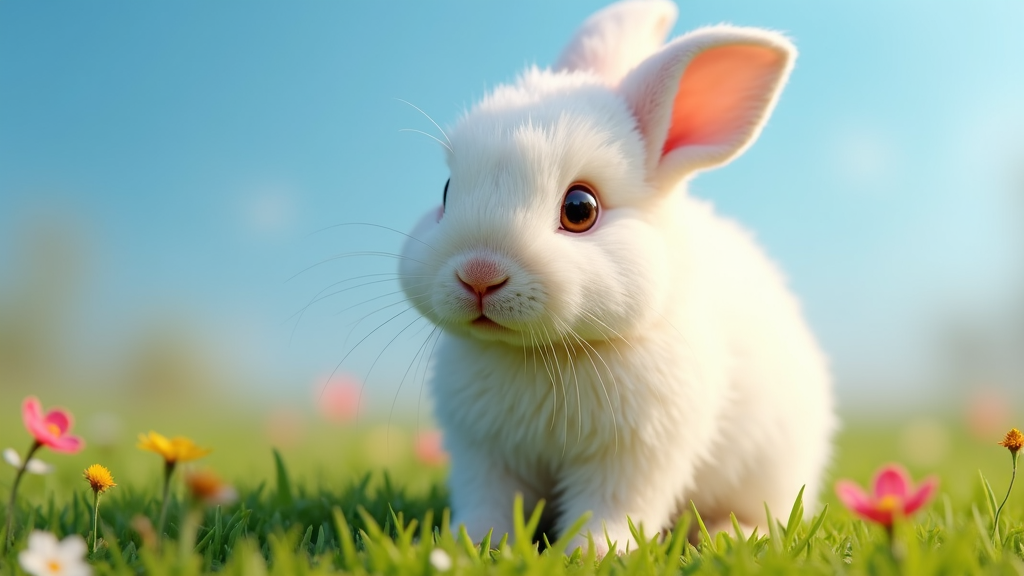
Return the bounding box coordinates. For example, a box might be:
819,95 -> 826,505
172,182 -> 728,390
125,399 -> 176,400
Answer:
457,258 -> 509,297
458,274 -> 508,297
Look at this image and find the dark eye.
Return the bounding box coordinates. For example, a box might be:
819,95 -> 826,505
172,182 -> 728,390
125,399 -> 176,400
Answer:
560,183 -> 599,233
443,178 -> 449,209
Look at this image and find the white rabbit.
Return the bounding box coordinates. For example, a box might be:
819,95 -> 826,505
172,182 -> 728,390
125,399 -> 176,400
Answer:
398,0 -> 835,553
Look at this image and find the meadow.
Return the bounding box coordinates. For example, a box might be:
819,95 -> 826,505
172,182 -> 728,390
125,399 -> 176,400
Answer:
2,1 -> 1023,574
1,390 -> 1022,575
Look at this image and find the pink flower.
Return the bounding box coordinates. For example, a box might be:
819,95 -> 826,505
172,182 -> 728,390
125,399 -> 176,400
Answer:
314,376 -> 360,423
414,430 -> 449,466
22,397 -> 84,454
835,463 -> 938,527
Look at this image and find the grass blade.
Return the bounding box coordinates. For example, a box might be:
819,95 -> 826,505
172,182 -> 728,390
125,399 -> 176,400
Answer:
299,524 -> 313,554
511,494 -> 545,556
971,503 -> 997,561
332,508 -> 359,570
784,486 -> 806,549
979,470 -> 998,522
765,502 -> 783,555
548,512 -> 591,557
479,528 -> 493,560
690,501 -> 716,553
272,449 -> 294,507
790,504 -> 828,558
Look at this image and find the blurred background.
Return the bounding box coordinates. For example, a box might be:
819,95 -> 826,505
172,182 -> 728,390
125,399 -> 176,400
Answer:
1,2 -> 1023,490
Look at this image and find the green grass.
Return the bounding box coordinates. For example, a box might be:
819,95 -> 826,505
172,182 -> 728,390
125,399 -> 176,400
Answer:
1,399 -> 1023,575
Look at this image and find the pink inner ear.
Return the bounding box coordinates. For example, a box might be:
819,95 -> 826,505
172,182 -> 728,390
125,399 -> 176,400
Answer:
662,44 -> 784,155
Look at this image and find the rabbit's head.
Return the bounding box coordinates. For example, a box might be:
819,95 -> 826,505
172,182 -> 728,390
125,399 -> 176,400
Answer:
400,0 -> 795,347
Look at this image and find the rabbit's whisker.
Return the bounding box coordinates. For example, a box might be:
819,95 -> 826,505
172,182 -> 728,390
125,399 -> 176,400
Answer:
331,283 -> 433,317
399,128 -> 453,153
521,328 -> 529,384
317,298 -> 416,402
577,312 -> 664,412
532,327 -> 559,434
540,323 -> 570,458
552,320 -> 584,448
416,324 -> 446,442
287,271 -> 410,323
559,320 -> 619,456
394,322 -> 439,440
376,307 -> 440,453
409,324 -> 442,432
326,305 -> 421,408
556,322 -> 583,447
579,310 -> 634,358
338,292 -> 431,352
310,222 -> 441,254
405,312 -> 436,341
288,275 -> 432,343
395,98 -> 454,152
286,251 -> 430,283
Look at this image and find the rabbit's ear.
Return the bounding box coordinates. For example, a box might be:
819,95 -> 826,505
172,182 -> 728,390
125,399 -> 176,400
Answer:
620,26 -> 795,185
554,0 -> 678,86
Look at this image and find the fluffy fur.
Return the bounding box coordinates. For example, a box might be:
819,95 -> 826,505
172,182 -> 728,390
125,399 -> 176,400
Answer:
398,0 -> 835,553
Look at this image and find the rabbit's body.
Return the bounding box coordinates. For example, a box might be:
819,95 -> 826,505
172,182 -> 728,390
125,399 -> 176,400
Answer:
426,194 -> 832,545
399,0 -> 834,551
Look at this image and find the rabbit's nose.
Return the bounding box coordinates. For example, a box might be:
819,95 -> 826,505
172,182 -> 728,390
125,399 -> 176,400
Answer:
458,275 -> 508,297
456,258 -> 509,297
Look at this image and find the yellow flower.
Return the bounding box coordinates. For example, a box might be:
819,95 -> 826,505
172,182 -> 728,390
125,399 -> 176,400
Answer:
999,428 -> 1023,454
184,469 -> 237,506
137,431 -> 211,464
83,464 -> 116,495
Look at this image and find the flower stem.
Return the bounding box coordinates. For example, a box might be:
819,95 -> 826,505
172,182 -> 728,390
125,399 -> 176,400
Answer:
156,460 -> 176,549
3,442 -> 40,554
91,491 -> 101,554
992,452 -> 1018,545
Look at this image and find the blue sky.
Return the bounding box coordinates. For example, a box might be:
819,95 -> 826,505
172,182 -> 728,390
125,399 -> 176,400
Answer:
1,2 -> 1022,411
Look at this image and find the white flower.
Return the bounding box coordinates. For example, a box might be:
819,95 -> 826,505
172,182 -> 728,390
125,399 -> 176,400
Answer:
429,548 -> 452,571
3,448 -> 54,475
18,531 -> 91,576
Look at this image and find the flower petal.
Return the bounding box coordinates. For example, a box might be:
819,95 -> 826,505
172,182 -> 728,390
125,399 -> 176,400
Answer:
835,480 -> 872,513
903,475 -> 939,515
837,479 -> 895,526
49,434 -> 85,454
18,550 -> 49,575
855,506 -> 894,526
27,530 -> 59,554
170,437 -> 211,462
138,431 -> 174,460
43,409 -> 72,435
56,534 -> 88,561
3,447 -> 22,468
430,548 -> 453,571
21,397 -> 43,427
22,397 -> 58,444
68,563 -> 93,576
68,566 -> 93,576
872,464 -> 910,500
25,458 -> 54,475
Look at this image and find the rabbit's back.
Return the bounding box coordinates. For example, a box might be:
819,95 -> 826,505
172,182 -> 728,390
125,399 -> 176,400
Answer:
674,194 -> 835,514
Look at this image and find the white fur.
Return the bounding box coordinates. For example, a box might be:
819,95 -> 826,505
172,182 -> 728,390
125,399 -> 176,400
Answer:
554,0 -> 678,85
398,0 -> 835,553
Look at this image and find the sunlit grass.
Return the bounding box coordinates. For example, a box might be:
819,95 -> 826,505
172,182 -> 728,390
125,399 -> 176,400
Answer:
1,393 -> 1022,574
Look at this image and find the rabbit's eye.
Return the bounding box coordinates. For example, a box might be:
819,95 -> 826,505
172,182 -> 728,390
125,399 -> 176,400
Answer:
560,183 -> 599,233
443,179 -> 450,210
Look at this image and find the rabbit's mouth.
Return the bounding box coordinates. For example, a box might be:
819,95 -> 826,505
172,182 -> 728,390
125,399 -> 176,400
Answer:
470,315 -> 514,333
